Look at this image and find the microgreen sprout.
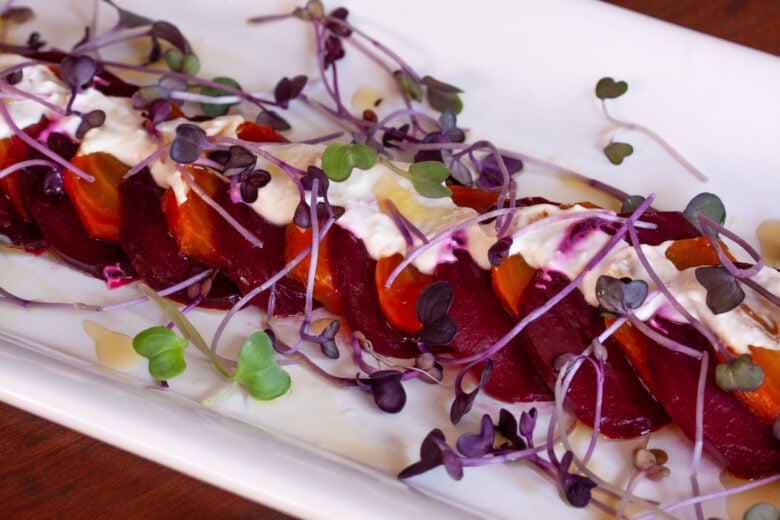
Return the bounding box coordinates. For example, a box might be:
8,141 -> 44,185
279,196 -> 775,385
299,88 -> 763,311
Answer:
321,142 -> 377,181
596,76 -> 707,181
715,353 -> 764,392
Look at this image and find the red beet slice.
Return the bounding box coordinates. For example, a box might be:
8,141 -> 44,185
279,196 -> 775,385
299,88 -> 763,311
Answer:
329,225 -> 419,357
435,250 -> 552,403
516,271 -> 669,438
0,186 -> 45,250
210,183 -> 306,316
644,318 -> 780,477
119,169 -> 239,309
613,211 -> 701,246
20,131 -> 134,281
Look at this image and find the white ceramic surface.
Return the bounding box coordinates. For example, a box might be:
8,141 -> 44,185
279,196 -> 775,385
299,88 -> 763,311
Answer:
1,1 -> 779,518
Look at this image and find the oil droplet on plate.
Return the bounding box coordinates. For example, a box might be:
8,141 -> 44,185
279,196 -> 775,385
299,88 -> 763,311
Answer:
720,470 -> 780,519
756,219 -> 780,269
83,320 -> 142,370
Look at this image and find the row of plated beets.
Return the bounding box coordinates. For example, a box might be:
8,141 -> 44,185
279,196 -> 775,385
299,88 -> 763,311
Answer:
0,59 -> 778,479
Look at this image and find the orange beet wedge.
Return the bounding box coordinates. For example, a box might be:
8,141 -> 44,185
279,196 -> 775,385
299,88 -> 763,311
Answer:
284,224 -> 343,314
374,254 -> 433,334
63,152 -> 129,242
491,254 -> 537,319
161,165 -> 225,267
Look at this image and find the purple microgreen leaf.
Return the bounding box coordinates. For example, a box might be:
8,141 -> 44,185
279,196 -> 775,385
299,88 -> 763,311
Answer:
415,280 -> 453,324
398,429 -> 446,479
59,55 -> 97,90
595,77 -> 628,100
683,192 -> 726,234
143,98 -> 172,129
456,414 -> 495,457
477,153 -> 522,189
239,169 -> 272,204
132,84 -> 170,109
102,0 -> 154,28
317,319 -> 340,359
201,76 -> 241,117
75,109 -> 106,139
488,237 -> 513,267
224,145 -> 257,174
2,69 -> 22,85
256,109 -> 291,131
27,31 -> 45,51
603,141 -> 633,165
362,370 -> 406,413
438,110 -> 465,142
273,75 -> 307,107
715,353 -> 764,392
150,20 -> 191,54
450,361 -> 492,424
293,201 -> 311,228
620,195 -> 645,213
495,408 -> 526,450
518,407 -> 538,444
169,123 -> 207,164
595,275 -> 648,315
325,6 -> 351,36
694,265 -> 745,314
393,69 -> 422,102
562,472 -> 598,508
323,34 -> 345,67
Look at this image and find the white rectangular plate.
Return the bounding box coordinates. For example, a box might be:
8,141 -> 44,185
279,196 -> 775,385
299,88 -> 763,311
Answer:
2,1 -> 779,518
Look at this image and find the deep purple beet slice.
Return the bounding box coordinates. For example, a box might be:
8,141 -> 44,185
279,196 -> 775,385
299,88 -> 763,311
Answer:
435,251 -> 552,403
210,183 -> 306,316
614,211 -> 701,246
0,186 -> 45,251
20,165 -> 133,279
119,169 -> 239,309
645,318 -> 780,478
329,225 -> 419,358
516,271 -> 669,438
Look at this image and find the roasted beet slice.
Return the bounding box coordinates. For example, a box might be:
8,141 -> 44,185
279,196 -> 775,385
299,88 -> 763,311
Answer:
210,183 -> 305,316
0,186 -> 45,250
329,225 -> 419,357
119,169 -> 239,309
435,251 -> 552,403
644,319 -> 780,478
611,211 -> 701,246
20,164 -> 133,279
516,271 -> 669,438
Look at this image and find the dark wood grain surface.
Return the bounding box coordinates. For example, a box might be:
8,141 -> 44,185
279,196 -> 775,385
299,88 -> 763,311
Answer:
2,2 -> 778,519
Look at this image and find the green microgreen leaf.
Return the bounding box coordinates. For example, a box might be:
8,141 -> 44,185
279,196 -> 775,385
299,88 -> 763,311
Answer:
744,503 -> 780,520
408,161 -> 452,198
200,76 -> 241,117
393,70 -> 422,102
132,326 -> 188,380
715,354 -> 764,392
694,265 -> 744,314
620,195 -> 646,213
137,283 -> 231,378
683,192 -> 726,234
595,77 -> 628,100
231,331 -> 291,400
422,75 -> 463,114
321,143 -> 378,181
603,142 -> 633,165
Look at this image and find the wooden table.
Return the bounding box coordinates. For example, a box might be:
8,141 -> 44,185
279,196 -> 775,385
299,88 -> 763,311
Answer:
2,2 -> 778,519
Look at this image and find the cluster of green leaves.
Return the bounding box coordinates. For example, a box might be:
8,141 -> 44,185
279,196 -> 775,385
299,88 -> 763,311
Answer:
132,284 -> 290,400
393,71 -> 463,115
320,143 -> 451,198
